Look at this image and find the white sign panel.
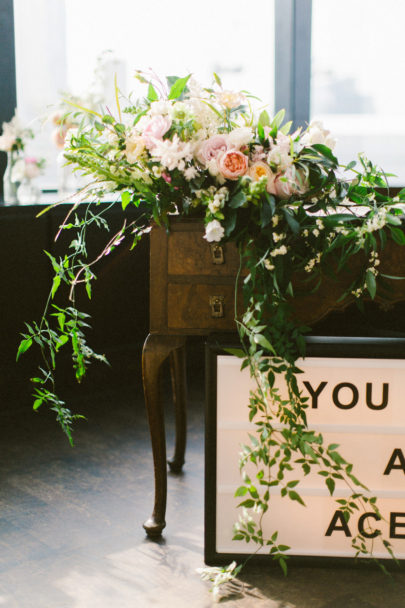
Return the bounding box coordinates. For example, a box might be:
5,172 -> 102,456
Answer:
215,355 -> 405,559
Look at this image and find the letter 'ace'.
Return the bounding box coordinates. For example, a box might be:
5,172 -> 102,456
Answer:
204,337 -> 405,565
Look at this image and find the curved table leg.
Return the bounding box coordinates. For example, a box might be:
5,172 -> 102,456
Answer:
142,333 -> 186,537
168,344 -> 187,473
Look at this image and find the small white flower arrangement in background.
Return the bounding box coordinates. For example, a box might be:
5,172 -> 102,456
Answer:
11,156 -> 45,183
0,112 -> 33,154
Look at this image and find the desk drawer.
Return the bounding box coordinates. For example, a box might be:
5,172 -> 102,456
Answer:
167,283 -> 241,330
168,231 -> 241,276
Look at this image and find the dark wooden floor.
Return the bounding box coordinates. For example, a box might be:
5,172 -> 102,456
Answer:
1,343 -> 405,607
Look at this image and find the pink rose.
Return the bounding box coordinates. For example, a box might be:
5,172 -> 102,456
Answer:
142,115 -> 172,150
267,167 -> 308,199
199,135 -> 228,164
218,149 -> 248,180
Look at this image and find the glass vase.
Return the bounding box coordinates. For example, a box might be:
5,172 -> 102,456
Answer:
3,151 -> 18,204
17,178 -> 40,205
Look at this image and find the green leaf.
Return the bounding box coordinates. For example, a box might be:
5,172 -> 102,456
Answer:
235,486 -> 248,497
16,338 -> 33,361
282,208 -> 300,234
390,226 -> 405,245
366,269 -> 377,300
33,398 -> 43,411
147,83 -> 159,102
258,110 -> 271,127
51,275 -> 61,299
229,190 -> 247,209
238,499 -> 255,508
326,477 -> 335,496
345,160 -> 357,171
85,281 -> 92,300
386,213 -> 402,226
168,74 -> 191,100
121,191 -> 132,210
253,334 -> 275,354
271,109 -> 285,130
288,490 -> 306,506
213,72 -> 222,87
260,200 -> 273,228
279,556 -> 288,576
55,334 -> 69,352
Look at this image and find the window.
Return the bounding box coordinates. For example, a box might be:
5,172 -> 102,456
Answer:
311,0 -> 405,185
3,0 -> 405,193
12,0 -> 275,190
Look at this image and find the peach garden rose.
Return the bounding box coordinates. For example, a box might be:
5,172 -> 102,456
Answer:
218,149 -> 248,180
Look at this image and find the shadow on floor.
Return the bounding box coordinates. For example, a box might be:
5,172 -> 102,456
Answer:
1,341 -> 404,607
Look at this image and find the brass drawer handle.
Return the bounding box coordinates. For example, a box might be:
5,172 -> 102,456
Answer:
209,295 -> 225,318
210,243 -> 225,265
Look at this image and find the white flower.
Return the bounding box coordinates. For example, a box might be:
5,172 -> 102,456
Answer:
197,561 -> 239,603
184,166 -> 198,181
124,130 -> 146,164
264,259 -> 275,271
207,158 -> 220,177
301,120 -> 336,150
268,146 -> 292,170
228,127 -> 253,149
270,245 -> 288,257
149,100 -> 171,116
204,219 -> 225,242
273,232 -> 286,243
150,134 -> 193,171
217,90 -> 245,109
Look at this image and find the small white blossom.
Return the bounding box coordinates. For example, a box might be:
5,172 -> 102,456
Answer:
264,259 -> 275,271
184,166 -> 198,181
273,232 -> 286,243
270,245 -> 288,257
197,561 -> 239,603
204,219 -> 225,242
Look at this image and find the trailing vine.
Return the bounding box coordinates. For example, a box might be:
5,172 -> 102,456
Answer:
17,72 -> 405,592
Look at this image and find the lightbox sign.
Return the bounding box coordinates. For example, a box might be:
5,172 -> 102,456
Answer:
205,338 -> 405,564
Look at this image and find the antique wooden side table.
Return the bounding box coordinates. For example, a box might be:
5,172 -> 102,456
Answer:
142,218 -> 405,537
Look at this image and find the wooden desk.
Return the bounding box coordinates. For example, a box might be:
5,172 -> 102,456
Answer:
142,218 -> 405,537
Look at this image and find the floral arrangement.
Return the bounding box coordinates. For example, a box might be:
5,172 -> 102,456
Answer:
0,112 -> 33,154
19,71 -> 405,597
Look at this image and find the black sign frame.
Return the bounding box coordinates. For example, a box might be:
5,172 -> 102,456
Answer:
205,335 -> 405,568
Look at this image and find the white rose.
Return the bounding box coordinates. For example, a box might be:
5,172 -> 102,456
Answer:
302,120 -> 336,150
227,127 -> 253,149
204,219 -> 225,242
149,100 -> 171,116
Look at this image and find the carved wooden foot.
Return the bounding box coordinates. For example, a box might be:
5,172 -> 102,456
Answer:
142,333 -> 186,537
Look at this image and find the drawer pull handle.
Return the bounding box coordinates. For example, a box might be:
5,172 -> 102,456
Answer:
209,295 -> 225,318
210,243 -> 225,265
